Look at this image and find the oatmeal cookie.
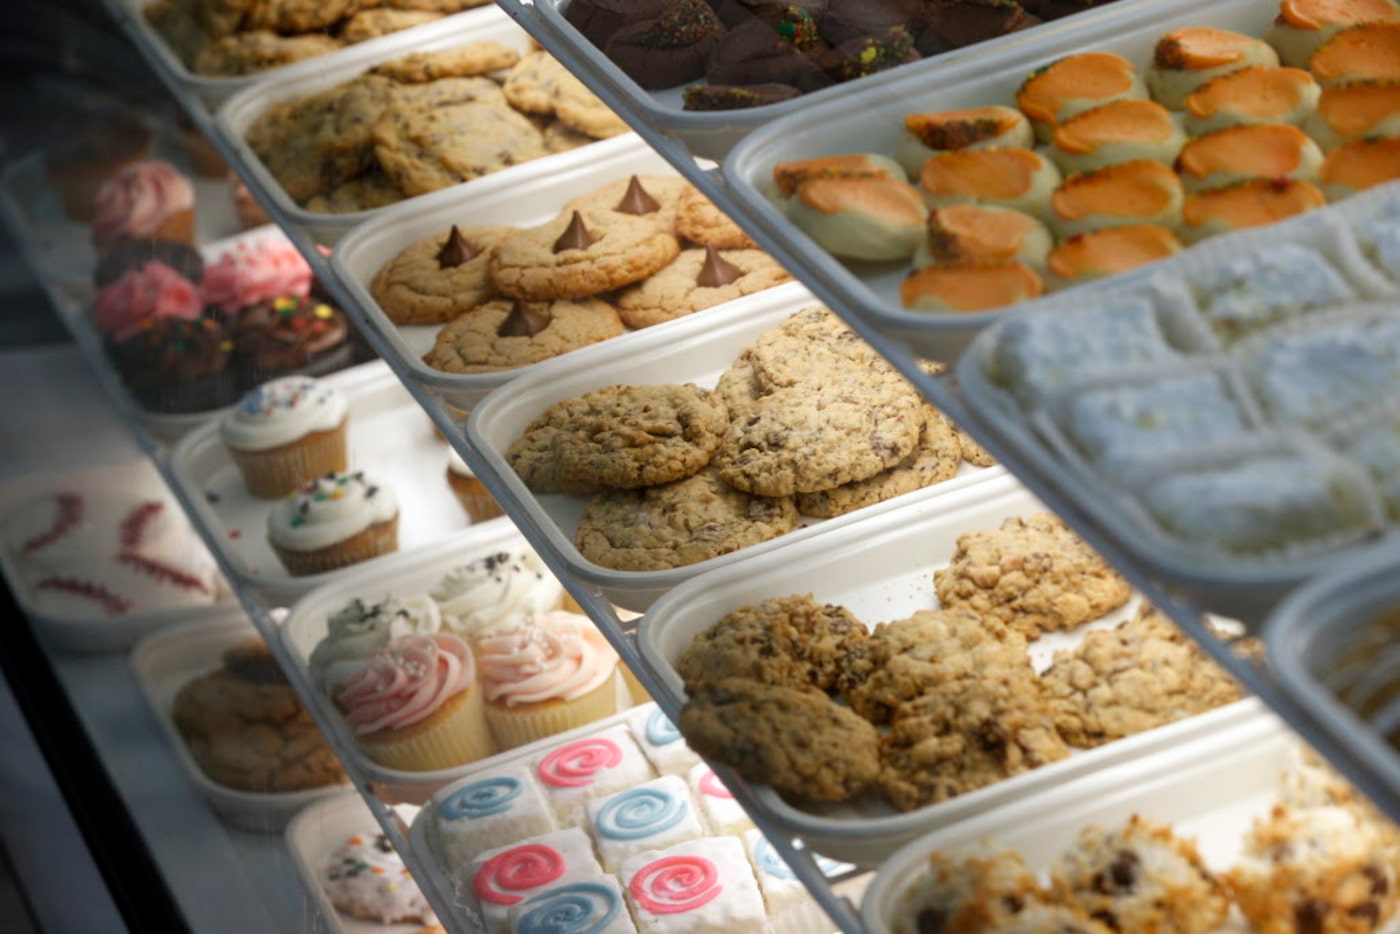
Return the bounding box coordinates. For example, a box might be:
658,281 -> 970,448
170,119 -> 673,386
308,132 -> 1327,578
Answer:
952,415 -> 997,467
502,50 -> 567,115
373,98 -> 547,197
246,0 -> 355,34
935,512 -> 1132,639
171,640 -> 346,793
421,297 -> 623,373
574,468 -> 799,571
1051,815 -> 1231,933
878,670 -> 1068,810
490,208 -> 680,301
192,30 -> 342,76
616,245 -> 791,328
552,71 -> 630,139
339,8 -> 442,42
896,842 -> 1048,934
675,183 -> 758,249
678,678 -> 880,803
370,225 -> 512,324
371,42 -> 522,82
839,608 -> 1034,724
507,383 -> 728,494
564,175 -> 690,236
795,404 -> 962,518
1040,603 -> 1244,748
676,593 -> 869,694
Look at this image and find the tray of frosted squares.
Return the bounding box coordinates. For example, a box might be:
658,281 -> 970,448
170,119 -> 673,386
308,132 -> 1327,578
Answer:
408,701 -> 868,934
954,180 -> 1400,621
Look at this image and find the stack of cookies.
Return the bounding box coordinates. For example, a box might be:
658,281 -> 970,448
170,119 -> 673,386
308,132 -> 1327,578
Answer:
504,306 -> 989,571
245,45 -> 629,215
371,175 -> 791,373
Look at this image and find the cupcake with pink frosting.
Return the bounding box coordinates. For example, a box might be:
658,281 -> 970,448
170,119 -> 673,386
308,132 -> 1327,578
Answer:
90,159 -> 195,253
92,259 -> 236,413
333,632 -> 492,772
474,610 -> 621,750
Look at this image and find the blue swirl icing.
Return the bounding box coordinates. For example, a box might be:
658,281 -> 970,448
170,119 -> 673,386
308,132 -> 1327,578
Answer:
594,787 -> 687,841
515,882 -> 621,934
644,708 -> 683,747
754,836 -> 850,881
437,777 -> 521,821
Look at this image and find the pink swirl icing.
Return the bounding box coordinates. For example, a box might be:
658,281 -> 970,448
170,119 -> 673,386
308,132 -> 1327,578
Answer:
334,633 -> 472,735
91,159 -> 194,243
474,611 -> 618,707
628,856 -> 722,914
697,769 -> 734,799
472,844 -> 565,906
92,261 -> 203,342
536,738 -> 623,788
201,238 -> 314,314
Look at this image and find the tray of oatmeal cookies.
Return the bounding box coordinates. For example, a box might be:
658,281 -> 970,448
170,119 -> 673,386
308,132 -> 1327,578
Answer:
331,135 -> 795,412
710,0 -> 1400,361
498,0 -> 1151,162
635,470 -> 1261,866
949,181 -> 1400,624
464,282 -> 1001,613
102,0 -> 498,108
862,709 -> 1400,934
214,6 -> 641,245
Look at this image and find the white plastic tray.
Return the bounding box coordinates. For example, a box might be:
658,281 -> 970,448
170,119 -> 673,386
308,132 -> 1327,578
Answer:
637,471 -> 1261,865
103,0 -> 500,108
279,521 -> 545,805
129,613 -> 351,832
215,6 -> 642,245
717,0 -> 1331,361
168,361 -> 491,606
465,280 -> 998,612
861,710 -> 1400,934
516,0 -> 1156,162
951,188 -> 1400,624
285,792 -> 430,934
333,137 -> 688,411
1264,543 -> 1400,823
0,457 -> 234,654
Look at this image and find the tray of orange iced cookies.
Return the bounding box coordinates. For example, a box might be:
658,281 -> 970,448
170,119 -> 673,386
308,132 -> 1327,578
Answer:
710,0 -> 1400,360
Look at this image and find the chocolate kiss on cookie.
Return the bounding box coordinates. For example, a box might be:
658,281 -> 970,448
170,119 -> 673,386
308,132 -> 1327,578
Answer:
498,300 -> 552,337
616,176 -> 662,215
436,225 -> 480,268
554,210 -> 598,251
696,244 -> 744,287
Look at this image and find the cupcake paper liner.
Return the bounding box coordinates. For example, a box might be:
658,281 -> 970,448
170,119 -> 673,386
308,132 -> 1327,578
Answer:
484,676 -> 618,752
270,513 -> 398,577
230,418 -> 348,499
355,684 -> 493,773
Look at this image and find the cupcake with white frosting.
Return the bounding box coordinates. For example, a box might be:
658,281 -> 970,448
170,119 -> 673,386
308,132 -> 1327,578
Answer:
221,376 -> 348,498
308,594 -> 442,693
429,548 -> 563,638
266,470 -> 398,576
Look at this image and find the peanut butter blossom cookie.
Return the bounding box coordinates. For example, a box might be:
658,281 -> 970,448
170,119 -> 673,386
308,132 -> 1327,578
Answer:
615,244 -> 792,328
490,209 -> 681,301
421,297 -> 624,373
369,224 -> 513,325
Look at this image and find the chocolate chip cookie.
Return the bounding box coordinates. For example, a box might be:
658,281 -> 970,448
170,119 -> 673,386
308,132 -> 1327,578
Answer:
370,42 -> 521,82
373,97 -> 548,197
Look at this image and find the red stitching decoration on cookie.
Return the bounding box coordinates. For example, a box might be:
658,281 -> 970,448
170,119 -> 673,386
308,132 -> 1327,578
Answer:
34,577 -> 133,615
119,500 -> 166,550
117,553 -> 212,594
22,492 -> 83,554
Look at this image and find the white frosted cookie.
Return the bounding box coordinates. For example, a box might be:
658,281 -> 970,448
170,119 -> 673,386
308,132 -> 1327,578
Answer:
1322,136 -> 1400,199
1049,160 -> 1184,239
1017,52 -> 1148,142
1303,78 -> 1400,151
1183,65 -> 1321,136
1265,0 -> 1400,68
769,152 -> 906,212
901,261 -> 1044,313
786,175 -> 928,261
894,105 -> 1033,177
918,148 -> 1061,219
1175,123 -> 1324,193
1049,99 -> 1186,176
1146,26 -> 1279,109
1180,177 -> 1327,243
915,204 -> 1053,271
1045,225 -> 1182,289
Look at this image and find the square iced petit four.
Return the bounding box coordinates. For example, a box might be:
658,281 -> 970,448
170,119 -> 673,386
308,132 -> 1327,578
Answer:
991,295 -> 1180,407
435,761 -> 557,873
532,724 -> 656,828
1191,244 -> 1355,342
620,836 -> 767,934
1243,313 -> 1400,427
1056,370 -> 1250,481
743,829 -> 854,934
687,764 -> 754,837
625,703 -> 702,776
468,826 -> 604,934
587,775 -> 706,873
506,874 -> 639,934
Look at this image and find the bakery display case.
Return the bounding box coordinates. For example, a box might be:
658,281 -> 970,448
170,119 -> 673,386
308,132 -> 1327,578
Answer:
4,0 -> 1400,930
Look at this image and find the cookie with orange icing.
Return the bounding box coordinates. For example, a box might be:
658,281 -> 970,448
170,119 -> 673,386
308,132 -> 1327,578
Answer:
893,105 -> 1033,176
1146,26 -> 1280,109
1179,177 -> 1327,242
900,261 -> 1044,313
1175,123 -> 1324,192
1310,22 -> 1400,83
913,203 -> 1053,271
1183,66 -> 1321,135
786,175 -> 928,261
1048,160 -> 1184,238
1265,0 -> 1400,68
918,148 -> 1062,218
1045,225 -> 1183,289
1016,52 -> 1148,142
1049,99 -> 1186,175
1303,78 -> 1400,149
770,153 -> 906,211
1319,136 -> 1400,198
